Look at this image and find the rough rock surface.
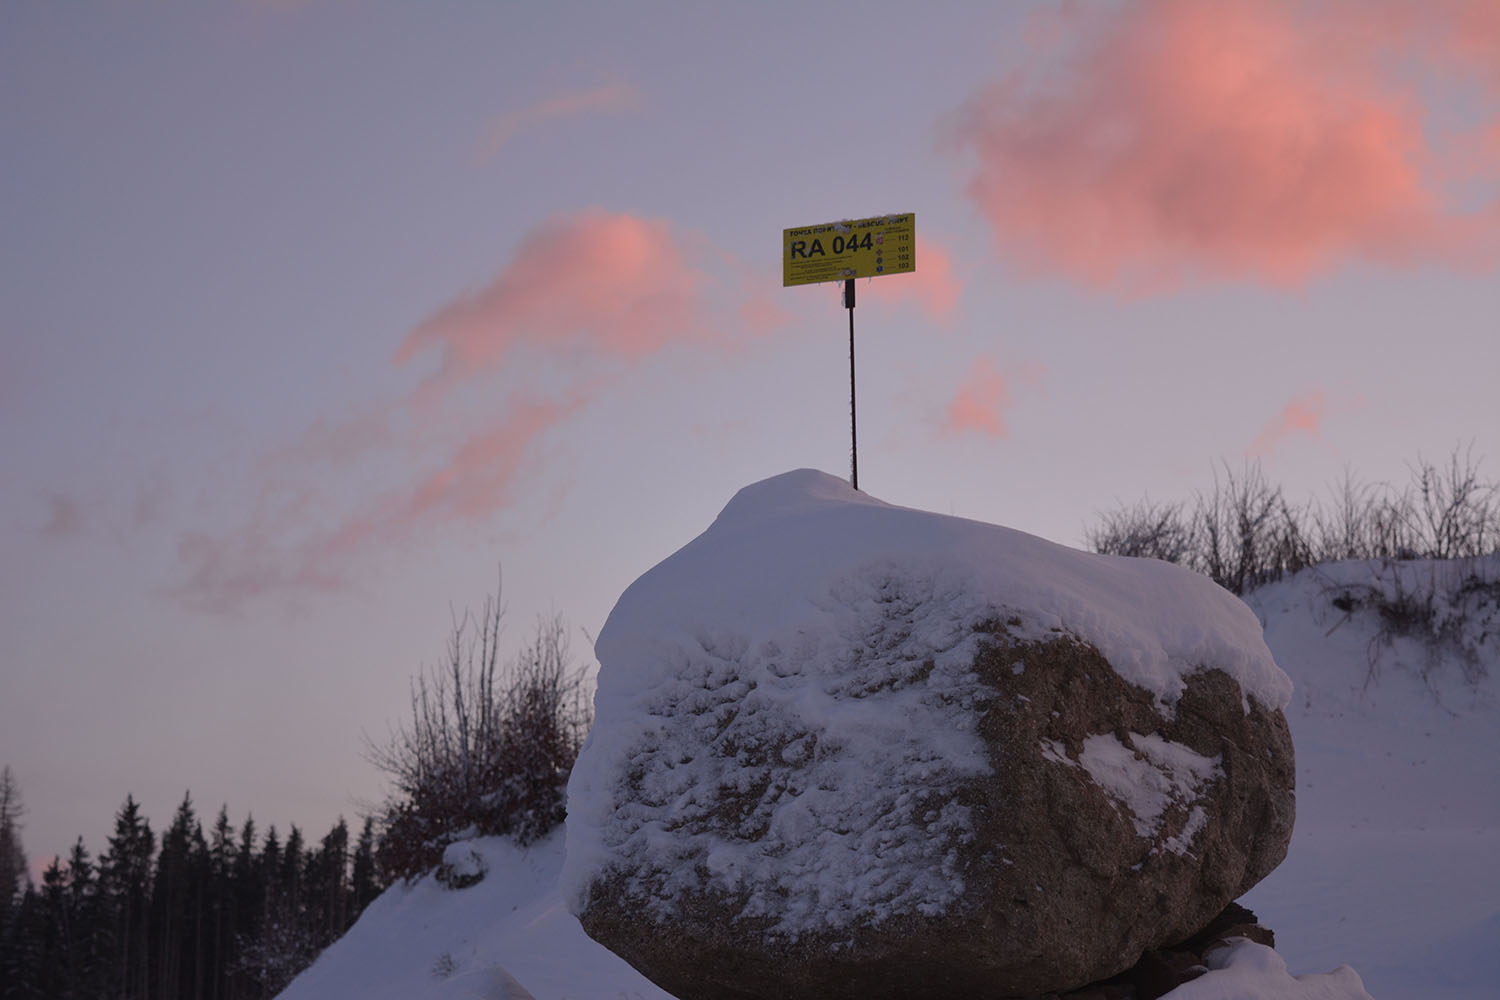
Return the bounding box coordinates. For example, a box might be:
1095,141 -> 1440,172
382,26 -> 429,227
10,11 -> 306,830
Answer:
566,471 -> 1295,1000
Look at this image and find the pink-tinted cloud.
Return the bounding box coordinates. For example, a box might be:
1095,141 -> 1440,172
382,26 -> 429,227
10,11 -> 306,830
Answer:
942,357 -> 1043,438
396,208 -> 710,386
738,282 -> 793,335
173,516 -> 316,617
173,210 -> 726,613
130,477 -> 170,532
41,493 -> 83,539
951,0 -> 1500,291
863,237 -> 962,323
172,206 -> 836,613
174,399 -> 578,615
316,398 -> 579,561
723,254 -> 793,337
477,81 -> 644,161
262,405 -> 396,472
1249,390 -> 1326,457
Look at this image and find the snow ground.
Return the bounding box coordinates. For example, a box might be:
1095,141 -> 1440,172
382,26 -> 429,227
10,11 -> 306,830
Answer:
276,832 -> 672,1000
1240,560 -> 1500,1000
279,545 -> 1498,1000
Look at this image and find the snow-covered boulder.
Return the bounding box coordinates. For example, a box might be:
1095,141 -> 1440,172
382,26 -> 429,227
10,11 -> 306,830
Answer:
564,470 -> 1296,999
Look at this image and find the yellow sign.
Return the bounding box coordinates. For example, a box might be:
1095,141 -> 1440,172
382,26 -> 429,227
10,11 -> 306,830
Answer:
783,213 -> 915,287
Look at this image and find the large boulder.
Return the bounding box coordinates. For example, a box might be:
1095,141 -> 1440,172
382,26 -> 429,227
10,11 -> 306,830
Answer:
564,471 -> 1295,999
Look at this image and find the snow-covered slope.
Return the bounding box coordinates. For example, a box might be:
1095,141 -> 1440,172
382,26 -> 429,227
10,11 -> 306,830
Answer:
277,492 -> 1498,1000
1240,557 -> 1500,1000
276,833 -> 672,1000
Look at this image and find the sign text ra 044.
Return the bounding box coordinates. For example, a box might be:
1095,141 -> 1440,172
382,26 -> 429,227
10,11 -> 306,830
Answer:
782,213 -> 915,287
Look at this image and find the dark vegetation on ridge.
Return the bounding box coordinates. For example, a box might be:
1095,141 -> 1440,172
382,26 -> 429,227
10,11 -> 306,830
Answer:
1088,444 -> 1500,688
0,768 -> 382,1000
365,575 -> 593,881
1087,445 -> 1500,595
0,576 -> 593,998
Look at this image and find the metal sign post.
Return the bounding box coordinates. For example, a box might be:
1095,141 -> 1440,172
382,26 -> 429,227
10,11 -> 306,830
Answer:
783,213 -> 915,492
845,277 -> 857,490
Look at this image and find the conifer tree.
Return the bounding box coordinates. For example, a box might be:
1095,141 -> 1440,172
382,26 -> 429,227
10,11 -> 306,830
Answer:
33,858 -> 70,997
277,825 -> 304,937
349,817 -> 381,916
0,792 -> 382,1000
65,838 -> 109,1000
304,818 -> 349,948
206,806 -> 238,1000
0,767 -> 27,911
258,826 -> 279,898
151,793 -> 196,1000
3,883 -> 46,998
100,796 -> 155,1000
227,815 -> 262,1000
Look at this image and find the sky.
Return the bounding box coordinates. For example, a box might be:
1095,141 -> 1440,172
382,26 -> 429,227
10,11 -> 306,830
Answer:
2,0 -> 1498,870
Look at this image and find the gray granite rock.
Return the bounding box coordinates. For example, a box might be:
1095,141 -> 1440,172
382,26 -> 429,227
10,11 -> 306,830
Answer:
575,622 -> 1294,999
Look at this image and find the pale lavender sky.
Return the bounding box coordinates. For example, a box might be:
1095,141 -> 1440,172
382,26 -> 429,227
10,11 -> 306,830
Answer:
3,1 -> 1498,868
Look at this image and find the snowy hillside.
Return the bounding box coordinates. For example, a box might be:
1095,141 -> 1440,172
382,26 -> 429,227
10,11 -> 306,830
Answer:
278,552 -> 1499,1000
1240,557 -> 1500,1000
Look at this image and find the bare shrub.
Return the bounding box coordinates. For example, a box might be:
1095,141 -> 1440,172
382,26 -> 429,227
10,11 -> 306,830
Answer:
1188,462 -> 1313,595
1089,445 -> 1500,596
1314,469 -> 1384,562
368,576 -> 593,880
1086,499 -> 1195,564
1410,445 -> 1500,561
431,952 -> 459,979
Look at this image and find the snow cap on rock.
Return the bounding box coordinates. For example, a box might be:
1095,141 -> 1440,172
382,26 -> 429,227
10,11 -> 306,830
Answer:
595,469 -> 1290,711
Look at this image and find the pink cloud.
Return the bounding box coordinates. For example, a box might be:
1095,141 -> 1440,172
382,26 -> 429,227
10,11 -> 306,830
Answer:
476,81 -> 644,161
173,523 -> 312,617
317,398 -> 579,561
41,493 -> 83,539
863,237 -> 962,323
173,209 -> 724,613
174,205 -> 875,613
261,405 -> 396,472
130,477 -> 170,531
174,399 -> 577,614
738,284 -> 793,335
942,357 -> 1043,438
727,256 -> 793,336
951,0 -> 1500,291
1249,390 -> 1326,457
396,208 -> 711,386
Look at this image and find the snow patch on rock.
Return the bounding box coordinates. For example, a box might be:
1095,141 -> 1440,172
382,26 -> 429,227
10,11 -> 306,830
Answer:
1167,938 -> 1373,999
1041,732 -> 1221,851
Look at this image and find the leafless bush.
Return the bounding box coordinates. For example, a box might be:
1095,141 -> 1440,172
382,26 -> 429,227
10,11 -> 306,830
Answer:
1410,445 -> 1500,560
1188,463 -> 1313,595
1088,462 -> 1313,594
367,576 -> 593,880
1085,499 -> 1195,564
1311,468 -> 1423,562
1088,446 -> 1500,595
